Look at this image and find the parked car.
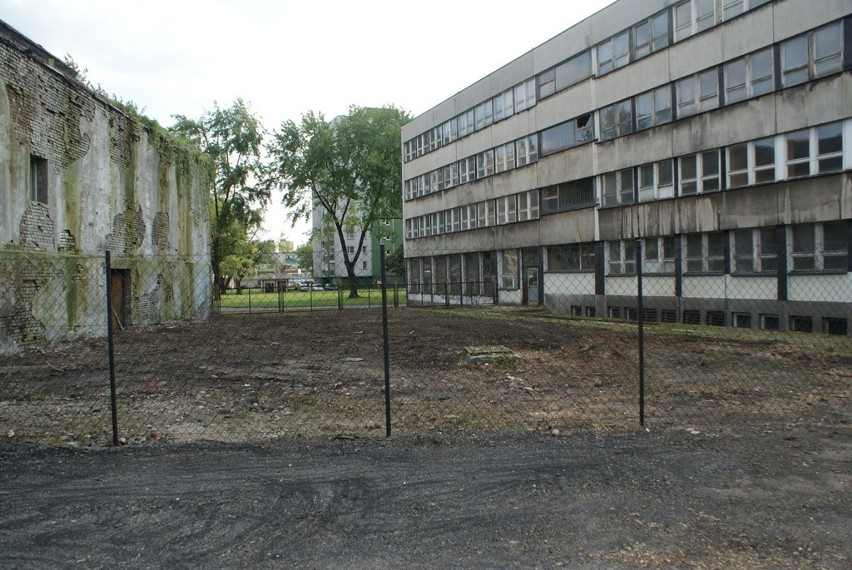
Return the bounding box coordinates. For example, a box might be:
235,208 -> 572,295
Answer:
324,283 -> 338,291
298,281 -> 315,292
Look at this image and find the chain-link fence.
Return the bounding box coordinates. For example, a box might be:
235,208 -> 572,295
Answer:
1,245 -> 849,446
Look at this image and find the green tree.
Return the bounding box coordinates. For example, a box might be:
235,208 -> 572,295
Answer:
385,243 -> 406,280
255,239 -> 277,267
171,99 -> 270,295
295,242 -> 314,274
220,254 -> 253,292
265,105 -> 409,297
219,235 -> 276,294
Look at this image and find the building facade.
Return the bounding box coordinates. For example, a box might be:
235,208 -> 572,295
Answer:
401,0 -> 852,335
312,207 -> 404,288
0,20 -> 211,352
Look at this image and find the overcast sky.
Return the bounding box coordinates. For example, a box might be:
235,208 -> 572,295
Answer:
0,0 -> 615,244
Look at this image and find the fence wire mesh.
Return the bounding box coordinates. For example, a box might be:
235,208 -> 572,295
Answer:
1,246 -> 849,447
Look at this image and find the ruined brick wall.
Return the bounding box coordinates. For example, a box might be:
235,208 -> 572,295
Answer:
18,203 -> 55,250
0,22 -> 212,351
2,53 -> 94,172
152,212 -> 170,253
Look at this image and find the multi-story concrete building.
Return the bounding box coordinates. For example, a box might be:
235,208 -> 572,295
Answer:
402,0 -> 851,335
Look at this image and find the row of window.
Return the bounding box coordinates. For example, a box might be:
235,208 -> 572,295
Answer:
600,20 -> 846,141
404,134 -> 539,200
404,20 -> 847,202
405,222 -> 848,299
405,120 -> 848,239
404,0 -> 778,162
603,119 -> 847,206
602,222 -> 848,276
405,189 -> 541,239
583,306 -> 847,335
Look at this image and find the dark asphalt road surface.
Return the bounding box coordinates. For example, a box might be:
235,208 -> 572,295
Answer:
1,427 -> 849,568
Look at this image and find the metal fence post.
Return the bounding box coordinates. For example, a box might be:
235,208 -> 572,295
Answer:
380,245 -> 392,437
105,250 -> 119,446
636,239 -> 646,427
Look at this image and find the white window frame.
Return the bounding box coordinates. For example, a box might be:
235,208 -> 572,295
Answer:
496,195 -> 517,225
637,159 -> 674,202
446,208 -> 460,233
477,199 -> 496,228
608,240 -> 637,275
676,68 -> 720,118
813,21 -> 844,79
679,150 -> 721,196
785,121 -> 846,179
457,109 -> 475,138
493,89 -> 514,122
684,232 -> 726,273
600,100 -> 634,141
495,142 -> 516,173
428,126 -> 442,152
476,149 -> 495,179
633,11 -> 669,59
635,86 -> 672,131
724,47 -> 774,104
459,204 -> 476,231
500,249 -> 519,289
722,0 -> 771,20
601,168 -> 636,207
426,170 -> 438,194
514,79 -> 536,113
732,227 -> 779,273
428,213 -> 439,237
597,30 -> 630,75
641,236 -> 676,273
459,156 -> 476,184
516,135 -> 539,166
727,136 -> 778,188
474,100 -> 494,131
443,163 -> 460,190
674,0 -> 717,43
790,221 -> 848,272
517,190 -> 539,222
441,117 -> 458,145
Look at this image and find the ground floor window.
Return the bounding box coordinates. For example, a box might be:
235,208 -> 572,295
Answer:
791,221 -> 848,272
733,312 -> 752,328
548,243 -> 596,272
823,318 -> 848,335
500,249 -> 519,289
608,240 -> 636,275
789,315 -> 813,333
760,314 -> 780,331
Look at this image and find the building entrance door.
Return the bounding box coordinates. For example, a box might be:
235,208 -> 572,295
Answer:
109,269 -> 128,330
525,267 -> 539,306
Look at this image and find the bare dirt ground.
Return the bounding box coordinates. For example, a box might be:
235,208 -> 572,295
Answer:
1,308 -> 850,567
1,307 -> 850,445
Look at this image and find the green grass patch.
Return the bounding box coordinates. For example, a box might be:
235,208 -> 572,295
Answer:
216,288 -> 407,310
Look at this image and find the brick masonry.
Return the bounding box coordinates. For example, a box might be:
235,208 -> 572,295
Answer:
0,22 -> 211,351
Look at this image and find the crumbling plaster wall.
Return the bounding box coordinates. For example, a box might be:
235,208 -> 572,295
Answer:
0,25 -> 211,351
